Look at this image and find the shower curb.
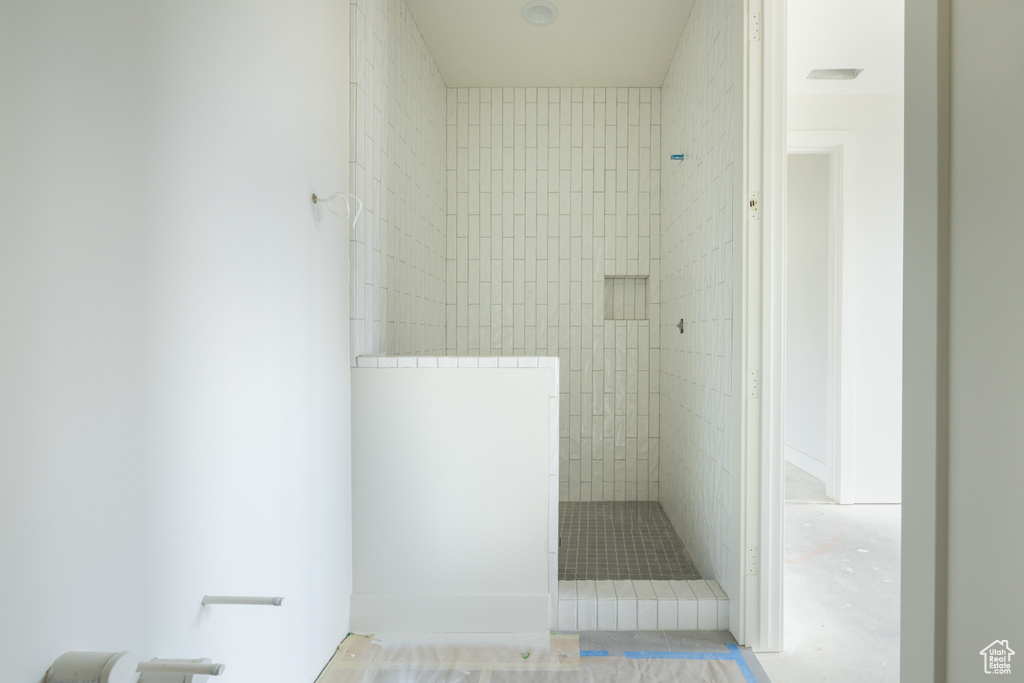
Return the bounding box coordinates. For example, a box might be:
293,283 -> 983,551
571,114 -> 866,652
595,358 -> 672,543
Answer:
553,579 -> 729,631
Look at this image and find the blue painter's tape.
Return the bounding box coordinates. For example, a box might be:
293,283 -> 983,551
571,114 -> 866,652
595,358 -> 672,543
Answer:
621,645 -> 760,683
579,650 -> 609,657
727,644 -> 760,683
624,651 -> 724,660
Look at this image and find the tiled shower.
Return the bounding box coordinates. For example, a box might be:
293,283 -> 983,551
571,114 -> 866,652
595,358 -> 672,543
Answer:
349,0 -> 736,603
445,86 -> 663,503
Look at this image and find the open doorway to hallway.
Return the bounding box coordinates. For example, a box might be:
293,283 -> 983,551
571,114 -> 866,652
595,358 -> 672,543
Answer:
761,141 -> 903,682
783,151 -> 840,501
755,0 -> 905,678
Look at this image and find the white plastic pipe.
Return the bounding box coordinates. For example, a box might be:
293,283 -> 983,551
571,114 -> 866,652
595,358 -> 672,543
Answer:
137,660 -> 225,676
201,595 -> 283,606
46,651 -> 139,683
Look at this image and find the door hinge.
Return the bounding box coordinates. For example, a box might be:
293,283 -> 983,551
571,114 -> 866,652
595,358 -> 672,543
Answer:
746,545 -> 759,575
750,12 -> 761,42
748,369 -> 759,398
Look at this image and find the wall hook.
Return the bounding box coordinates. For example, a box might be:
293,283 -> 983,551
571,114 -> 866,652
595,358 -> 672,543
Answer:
676,319 -> 685,333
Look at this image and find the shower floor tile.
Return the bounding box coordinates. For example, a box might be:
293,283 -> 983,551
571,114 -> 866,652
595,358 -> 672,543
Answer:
558,502 -> 702,581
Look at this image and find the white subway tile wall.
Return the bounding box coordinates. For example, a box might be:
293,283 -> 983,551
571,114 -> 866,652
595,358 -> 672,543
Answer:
446,87 -> 662,502
659,0 -> 739,584
349,0 -> 448,364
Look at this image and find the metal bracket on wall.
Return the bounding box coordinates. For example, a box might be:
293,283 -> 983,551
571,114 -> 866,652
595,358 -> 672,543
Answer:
676,319 -> 685,333
748,192 -> 760,221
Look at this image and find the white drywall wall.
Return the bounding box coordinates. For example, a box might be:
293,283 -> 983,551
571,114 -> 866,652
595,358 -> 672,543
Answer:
944,2 -> 1024,679
789,94 -> 903,502
904,2 -> 1024,679
351,367 -> 552,633
0,3 -> 351,681
901,2 -> 947,677
784,154 -> 830,480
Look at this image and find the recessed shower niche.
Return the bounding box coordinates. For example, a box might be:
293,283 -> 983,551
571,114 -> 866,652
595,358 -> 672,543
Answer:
604,276 -> 649,321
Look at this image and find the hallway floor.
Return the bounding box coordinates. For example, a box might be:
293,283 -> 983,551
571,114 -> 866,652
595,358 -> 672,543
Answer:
757,465 -> 901,682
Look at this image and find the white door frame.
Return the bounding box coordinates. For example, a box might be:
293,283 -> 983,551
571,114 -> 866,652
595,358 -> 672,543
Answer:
734,0 -> 786,653
743,0 -> 947,672
786,134 -> 855,504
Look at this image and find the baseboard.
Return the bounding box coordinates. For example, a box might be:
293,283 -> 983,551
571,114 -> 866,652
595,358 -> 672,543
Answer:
854,480 -> 902,504
350,593 -> 550,633
784,445 -> 826,481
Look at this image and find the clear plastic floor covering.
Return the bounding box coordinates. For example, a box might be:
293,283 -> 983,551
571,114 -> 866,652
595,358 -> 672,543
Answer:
317,633 -> 762,683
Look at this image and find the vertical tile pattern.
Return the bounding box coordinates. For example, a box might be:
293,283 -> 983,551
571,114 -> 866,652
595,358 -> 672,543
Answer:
659,0 -> 739,584
349,0 -> 447,364
447,87 -> 661,502
555,579 -> 729,631
595,580 -> 618,630
613,580 -> 638,630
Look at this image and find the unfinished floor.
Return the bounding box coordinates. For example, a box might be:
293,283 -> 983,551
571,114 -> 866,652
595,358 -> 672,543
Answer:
317,631 -> 772,683
756,463 -> 901,683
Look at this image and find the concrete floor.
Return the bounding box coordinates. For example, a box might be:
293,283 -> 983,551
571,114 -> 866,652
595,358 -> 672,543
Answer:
758,465 -> 901,682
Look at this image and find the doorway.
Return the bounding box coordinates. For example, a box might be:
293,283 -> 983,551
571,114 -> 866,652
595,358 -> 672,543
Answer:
758,142 -> 902,682
784,151 -> 839,501
734,0 -> 905,657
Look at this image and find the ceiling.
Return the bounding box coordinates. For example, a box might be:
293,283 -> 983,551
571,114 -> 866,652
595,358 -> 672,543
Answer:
787,0 -> 904,96
403,0 -> 696,88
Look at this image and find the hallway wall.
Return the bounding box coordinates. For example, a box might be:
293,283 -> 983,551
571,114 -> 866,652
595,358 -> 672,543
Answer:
446,87 -> 662,501
349,0 -> 448,362
659,0 -> 741,583
789,94 -> 904,503
785,153 -> 831,480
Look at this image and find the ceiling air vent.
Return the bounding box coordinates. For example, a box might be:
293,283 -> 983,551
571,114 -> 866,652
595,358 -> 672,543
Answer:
807,68 -> 864,80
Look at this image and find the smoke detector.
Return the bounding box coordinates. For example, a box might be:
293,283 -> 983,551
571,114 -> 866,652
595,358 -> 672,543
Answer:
522,1 -> 558,26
